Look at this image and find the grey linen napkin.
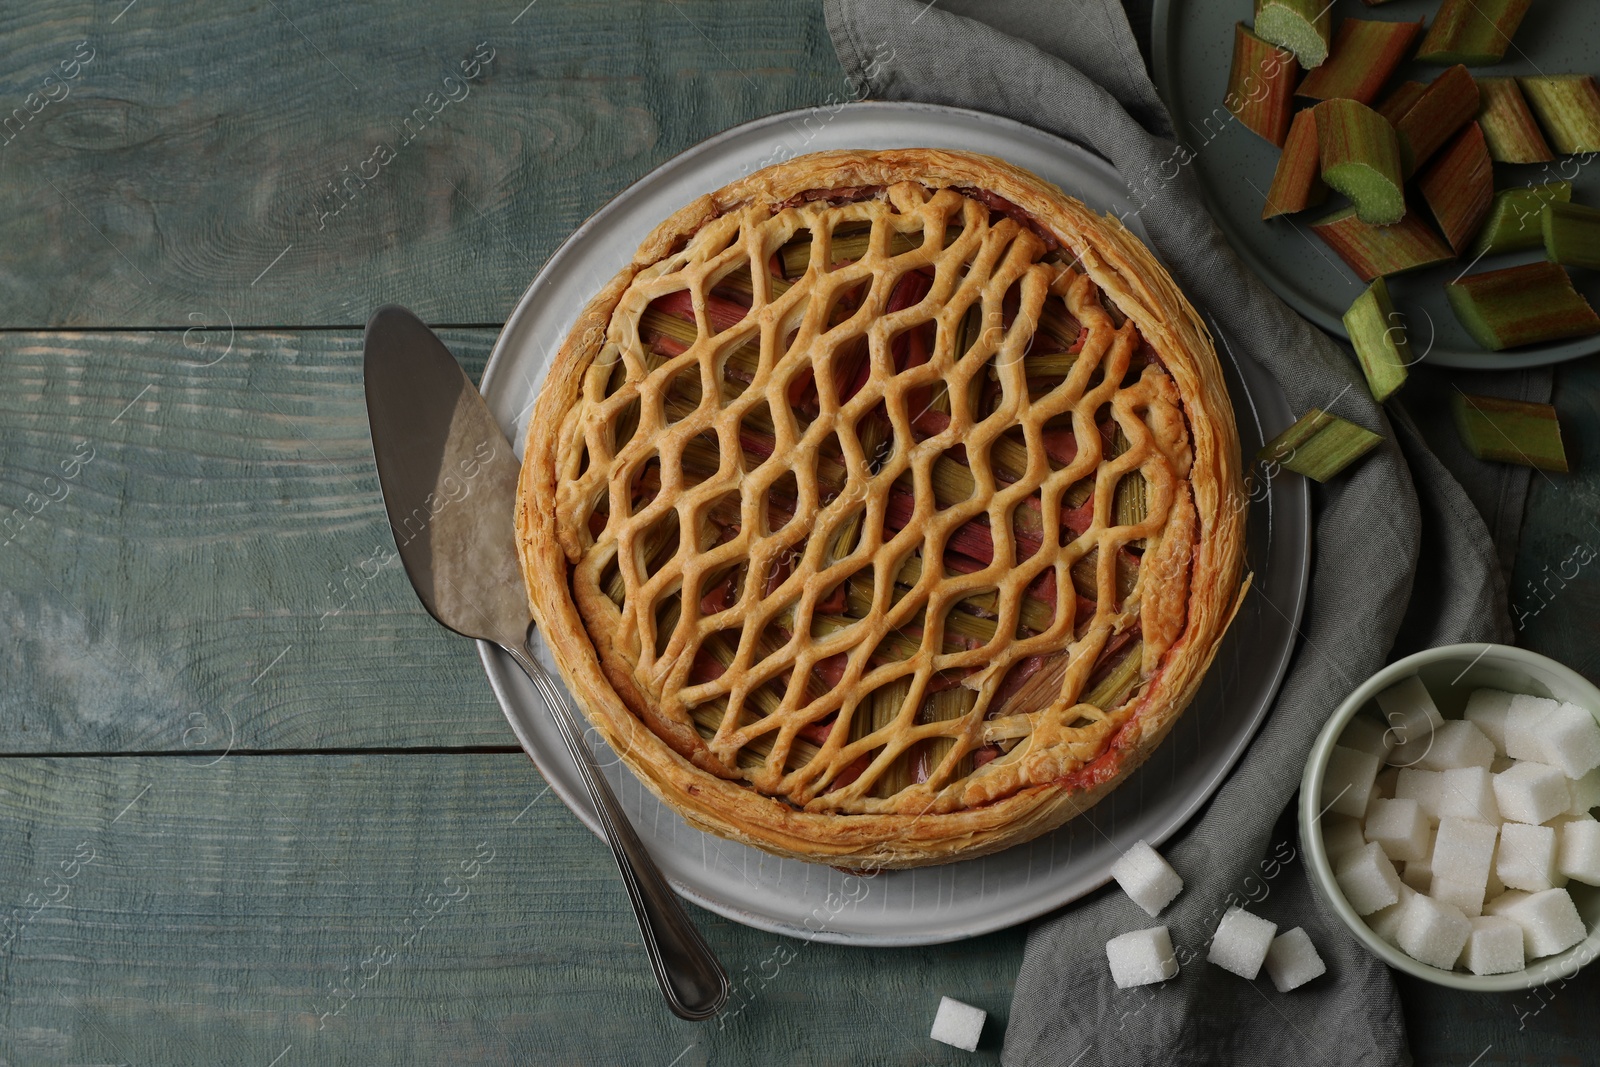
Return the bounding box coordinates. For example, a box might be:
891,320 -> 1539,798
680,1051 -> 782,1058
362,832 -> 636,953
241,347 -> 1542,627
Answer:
822,2 -> 1540,1064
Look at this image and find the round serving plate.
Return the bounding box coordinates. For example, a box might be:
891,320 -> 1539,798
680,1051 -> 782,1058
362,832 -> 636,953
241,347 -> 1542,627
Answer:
1152,0 -> 1600,370
477,101 -> 1310,945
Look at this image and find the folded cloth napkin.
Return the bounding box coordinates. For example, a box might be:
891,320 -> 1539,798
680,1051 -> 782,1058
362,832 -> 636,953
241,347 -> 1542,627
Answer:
823,2 -> 1544,1064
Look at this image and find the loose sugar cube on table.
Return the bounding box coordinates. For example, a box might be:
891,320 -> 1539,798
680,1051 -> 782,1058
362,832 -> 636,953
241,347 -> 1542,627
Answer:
1396,768 -> 1444,824
1462,915 -> 1526,976
1498,822 -> 1561,892
1105,926 -> 1179,989
1109,840 -> 1183,918
1558,819 -> 1600,885
1464,689 -> 1517,754
1322,814 -> 1367,862
1337,841 -> 1403,915
1375,677 -> 1443,768
1414,721 -> 1495,772
1397,893 -> 1472,970
1539,702 -> 1600,779
1366,798 -> 1430,862
1494,887 -> 1588,958
1368,885 -> 1416,945
930,996 -> 986,1051
1209,906 -> 1277,979
1570,768 -> 1600,814
1339,713 -> 1397,761
1505,694 -> 1560,762
1323,746 -> 1381,819
1495,762 -> 1572,825
1437,767 -> 1500,825
1264,927 -> 1326,992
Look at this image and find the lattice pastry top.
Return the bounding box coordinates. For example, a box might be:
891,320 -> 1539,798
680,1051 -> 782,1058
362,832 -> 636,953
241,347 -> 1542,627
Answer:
518,149 -> 1245,869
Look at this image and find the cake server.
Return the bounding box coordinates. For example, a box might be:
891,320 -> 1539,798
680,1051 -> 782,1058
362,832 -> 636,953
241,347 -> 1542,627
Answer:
362,305 -> 728,1020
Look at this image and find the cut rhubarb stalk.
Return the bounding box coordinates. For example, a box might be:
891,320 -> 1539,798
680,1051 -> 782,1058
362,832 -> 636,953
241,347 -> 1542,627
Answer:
1451,393 -> 1569,472
1446,262 -> 1600,350
1394,65 -> 1479,176
1297,19 -> 1424,106
1311,207 -> 1455,280
1477,77 -> 1555,164
1343,277 -> 1412,403
1226,22 -> 1299,146
1543,202 -> 1600,271
1419,122 -> 1494,255
1470,182 -> 1572,258
1254,0 -> 1331,68
1262,107 -> 1328,219
1258,409 -> 1383,482
1315,99 -> 1405,224
1518,76 -> 1600,154
1376,80 -> 1428,124
1417,0 -> 1531,65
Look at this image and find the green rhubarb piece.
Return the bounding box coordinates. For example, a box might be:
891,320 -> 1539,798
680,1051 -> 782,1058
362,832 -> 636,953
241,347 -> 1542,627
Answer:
1446,262 -> 1600,350
1312,207 -> 1455,280
1477,77 -> 1555,164
1376,81 -> 1428,124
1262,108 -> 1328,219
1226,22 -> 1299,146
1257,409 -> 1383,482
1519,76 -> 1600,155
1451,393 -> 1569,472
1419,123 -> 1494,254
1470,182 -> 1572,258
1315,99 -> 1405,225
1297,19 -> 1424,106
1343,278 -> 1412,402
1254,0 -> 1332,68
1395,65 -> 1479,176
1543,202 -> 1600,271
1417,0 -> 1532,65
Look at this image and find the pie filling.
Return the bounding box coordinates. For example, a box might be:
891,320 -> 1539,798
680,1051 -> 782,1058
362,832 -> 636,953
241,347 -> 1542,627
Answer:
553,180 -> 1197,817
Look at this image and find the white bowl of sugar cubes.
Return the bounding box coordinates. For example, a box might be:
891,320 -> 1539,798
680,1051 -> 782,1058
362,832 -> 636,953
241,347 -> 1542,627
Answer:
1300,643 -> 1600,990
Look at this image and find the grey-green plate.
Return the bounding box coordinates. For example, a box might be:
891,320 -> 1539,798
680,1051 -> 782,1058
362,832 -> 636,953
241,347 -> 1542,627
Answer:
1153,0 -> 1600,370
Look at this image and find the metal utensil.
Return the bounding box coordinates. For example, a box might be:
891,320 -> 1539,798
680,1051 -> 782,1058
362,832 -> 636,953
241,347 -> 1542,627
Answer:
362,305 -> 728,1021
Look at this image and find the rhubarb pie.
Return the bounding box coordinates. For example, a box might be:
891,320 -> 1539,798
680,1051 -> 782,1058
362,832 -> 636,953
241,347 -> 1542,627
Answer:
516,149 -> 1246,868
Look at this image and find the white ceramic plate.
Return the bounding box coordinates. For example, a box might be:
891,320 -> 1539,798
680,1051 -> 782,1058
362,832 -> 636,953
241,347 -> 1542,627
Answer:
477,102 -> 1311,945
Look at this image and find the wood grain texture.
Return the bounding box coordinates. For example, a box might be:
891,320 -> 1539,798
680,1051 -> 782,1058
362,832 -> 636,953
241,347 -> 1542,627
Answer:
0,0 -> 842,329
0,328 -> 518,753
0,752 -> 1018,1065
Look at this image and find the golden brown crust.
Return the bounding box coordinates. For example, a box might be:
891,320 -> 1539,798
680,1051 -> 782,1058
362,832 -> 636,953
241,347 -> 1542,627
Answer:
516,149 -> 1245,868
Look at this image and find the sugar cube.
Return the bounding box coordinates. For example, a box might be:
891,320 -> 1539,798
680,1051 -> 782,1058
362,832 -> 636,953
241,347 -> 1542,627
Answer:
1367,885 -> 1416,945
1495,762 -> 1572,825
1494,887 -> 1588,958
1498,822 -> 1561,892
1505,694 -> 1559,762
1484,889 -> 1530,916
1366,798 -> 1431,862
1461,915 -> 1525,976
1322,814 -> 1367,862
1105,926 -> 1179,989
1558,819 -> 1600,885
1397,892 -> 1472,970
930,996 -> 986,1051
1323,746 -> 1381,819
1375,677 -> 1443,762
1413,721 -> 1495,772
1375,766 -> 1400,799
1432,876 -> 1486,917
1538,702 -> 1600,779
1437,766 -> 1500,825
1570,768 -> 1600,814
1432,816 -> 1498,889
1464,689 -> 1517,754
1264,927 -> 1326,992
1396,768 -> 1444,824
1339,713 -> 1397,761
1109,840 -> 1184,918
1336,841 -> 1403,915
1208,906 -> 1277,979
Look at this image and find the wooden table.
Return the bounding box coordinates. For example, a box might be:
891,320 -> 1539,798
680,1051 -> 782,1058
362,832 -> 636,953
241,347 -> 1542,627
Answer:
2,2 -> 1595,1062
